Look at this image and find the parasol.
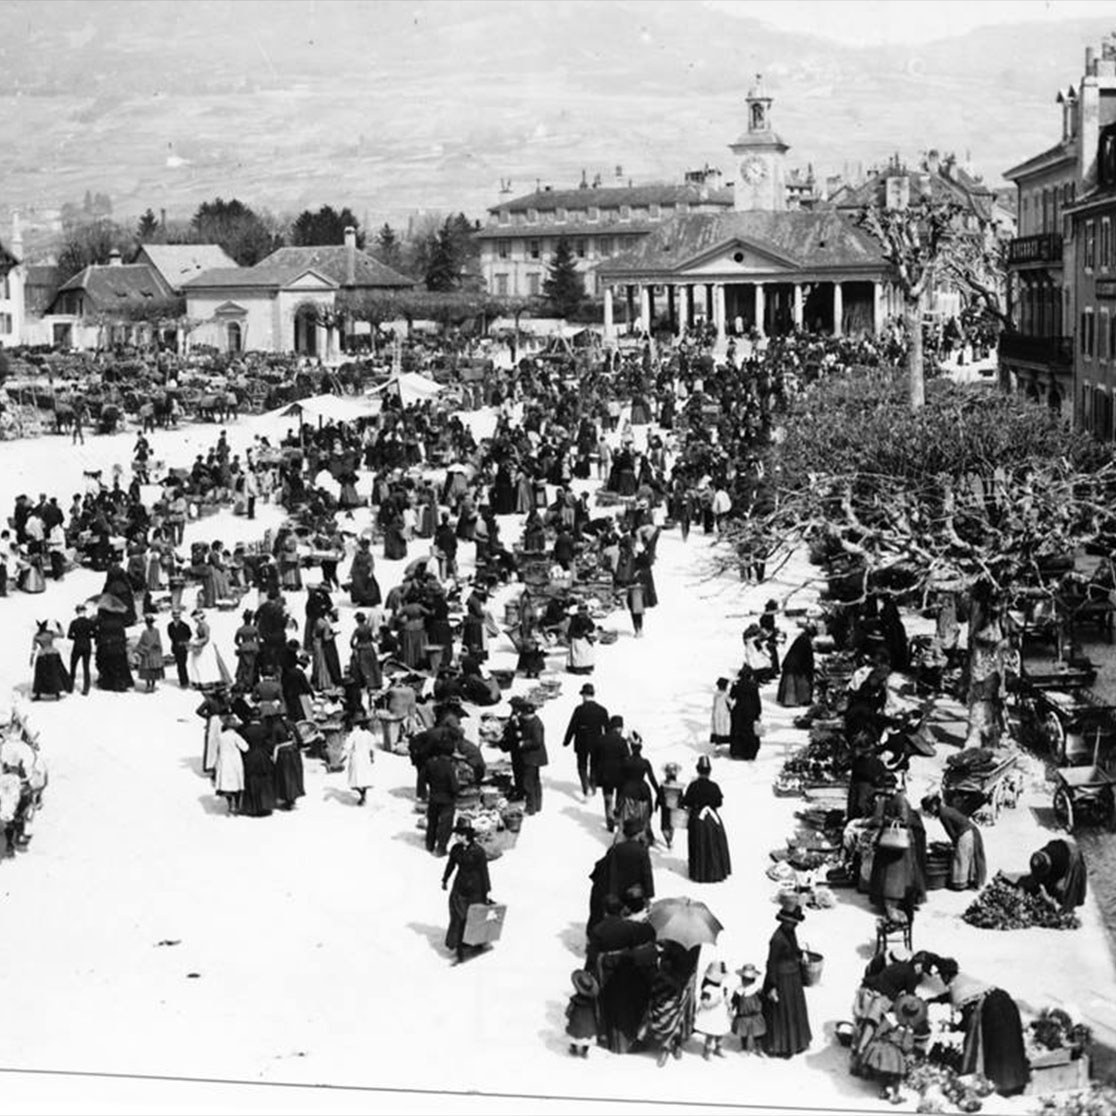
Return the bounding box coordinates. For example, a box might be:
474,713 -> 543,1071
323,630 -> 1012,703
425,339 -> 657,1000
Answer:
647,897 -> 724,949
88,592 -> 128,614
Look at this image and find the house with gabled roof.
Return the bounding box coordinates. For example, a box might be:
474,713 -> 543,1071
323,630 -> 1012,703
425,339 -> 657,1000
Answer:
183,228 -> 415,356
133,243 -> 238,294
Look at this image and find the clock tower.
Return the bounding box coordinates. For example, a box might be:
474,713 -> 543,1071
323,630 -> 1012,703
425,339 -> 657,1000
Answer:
729,74 -> 789,212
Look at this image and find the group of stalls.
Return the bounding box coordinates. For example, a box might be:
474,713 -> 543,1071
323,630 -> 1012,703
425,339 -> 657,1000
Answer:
759,548 -> 1114,1110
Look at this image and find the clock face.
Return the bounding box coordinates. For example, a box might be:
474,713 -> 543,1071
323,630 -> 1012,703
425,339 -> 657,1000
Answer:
742,158 -> 768,185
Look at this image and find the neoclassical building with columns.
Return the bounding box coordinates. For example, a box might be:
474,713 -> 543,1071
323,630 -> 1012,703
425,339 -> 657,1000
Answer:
597,77 -> 899,339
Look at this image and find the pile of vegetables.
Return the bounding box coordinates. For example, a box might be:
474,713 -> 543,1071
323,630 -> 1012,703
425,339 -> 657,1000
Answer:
962,873 -> 1081,931
1029,1008 -> 1092,1054
1036,1085 -> 1116,1116
906,1064 -> 992,1113
779,735 -> 852,786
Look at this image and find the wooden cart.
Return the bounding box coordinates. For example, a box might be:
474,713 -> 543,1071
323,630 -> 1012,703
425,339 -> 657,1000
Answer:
942,752 -> 1023,823
1052,733 -> 1116,832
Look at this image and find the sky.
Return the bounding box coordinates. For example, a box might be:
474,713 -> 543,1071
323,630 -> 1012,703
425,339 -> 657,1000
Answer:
707,0 -> 1110,46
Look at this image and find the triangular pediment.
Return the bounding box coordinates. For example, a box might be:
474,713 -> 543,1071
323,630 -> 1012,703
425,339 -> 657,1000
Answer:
284,268 -> 338,291
213,300 -> 249,316
678,236 -> 800,276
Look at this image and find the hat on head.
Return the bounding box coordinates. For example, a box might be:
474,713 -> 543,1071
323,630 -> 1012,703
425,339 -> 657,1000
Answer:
893,993 -> 928,1029
736,963 -> 760,982
191,608 -> 205,619
696,755 -> 712,775
75,603 -> 86,612
1029,850 -> 1053,879
703,960 -> 728,984
580,683 -> 595,696
776,895 -> 805,923
571,969 -> 599,997
453,820 -> 475,838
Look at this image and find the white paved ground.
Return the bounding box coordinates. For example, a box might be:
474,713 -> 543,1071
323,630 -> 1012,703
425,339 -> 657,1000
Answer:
0,407 -> 1110,1115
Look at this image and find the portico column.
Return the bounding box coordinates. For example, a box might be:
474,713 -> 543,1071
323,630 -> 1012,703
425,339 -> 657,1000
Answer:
872,281 -> 883,335
833,281 -> 844,337
638,285 -> 651,334
713,283 -> 726,340
677,284 -> 690,334
754,282 -> 766,337
603,286 -> 615,339
793,283 -> 804,330
667,284 -> 676,335
626,286 -> 634,332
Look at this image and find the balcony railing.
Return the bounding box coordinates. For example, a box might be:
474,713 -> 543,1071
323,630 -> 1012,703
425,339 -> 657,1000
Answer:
998,332 -> 1074,367
1007,233 -> 1064,265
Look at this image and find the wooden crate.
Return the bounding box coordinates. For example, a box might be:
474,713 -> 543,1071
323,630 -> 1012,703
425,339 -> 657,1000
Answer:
1025,1054 -> 1090,1095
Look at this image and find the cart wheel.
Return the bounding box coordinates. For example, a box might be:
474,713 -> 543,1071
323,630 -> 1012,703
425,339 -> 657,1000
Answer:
1053,786 -> 1075,831
1041,711 -> 1067,761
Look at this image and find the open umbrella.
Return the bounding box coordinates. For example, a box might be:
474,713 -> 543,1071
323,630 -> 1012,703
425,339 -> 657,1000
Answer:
647,897 -> 723,950
87,592 -> 128,614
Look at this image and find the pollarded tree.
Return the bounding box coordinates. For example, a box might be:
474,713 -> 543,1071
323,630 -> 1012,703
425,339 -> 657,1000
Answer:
542,236 -> 585,319
857,198 -> 963,411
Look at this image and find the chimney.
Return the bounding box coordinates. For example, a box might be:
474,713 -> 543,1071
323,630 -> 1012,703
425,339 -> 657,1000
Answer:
1086,46 -> 1097,76
344,226 -> 356,286
108,249 -> 122,267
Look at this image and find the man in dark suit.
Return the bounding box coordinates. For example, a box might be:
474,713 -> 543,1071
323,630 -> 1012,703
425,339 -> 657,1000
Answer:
422,740 -> 460,856
516,699 -> 548,815
167,608 -> 192,689
67,603 -> 97,695
255,589 -> 288,675
592,715 -> 631,832
562,682 -> 610,799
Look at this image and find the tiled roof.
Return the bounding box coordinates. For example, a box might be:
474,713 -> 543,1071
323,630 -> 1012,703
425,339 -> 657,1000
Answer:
134,244 -> 237,291
53,263 -> 168,309
1003,139 -> 1077,181
0,238 -> 19,269
475,223 -> 655,241
598,210 -> 886,276
259,246 -> 415,288
829,167 -> 996,220
182,264 -> 340,291
490,183 -> 735,214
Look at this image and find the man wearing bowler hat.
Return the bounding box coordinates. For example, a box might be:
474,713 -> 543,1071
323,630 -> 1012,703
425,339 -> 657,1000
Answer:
167,607 -> 192,689
562,682 -> 610,800
67,602 -> 97,695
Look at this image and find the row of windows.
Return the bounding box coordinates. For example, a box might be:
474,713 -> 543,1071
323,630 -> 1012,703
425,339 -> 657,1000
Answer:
1079,307 -> 1116,360
492,271 -> 603,297
0,274 -> 10,301
496,236 -> 618,261
0,312 -> 11,335
496,201 -> 689,227
1020,181 -> 1076,237
1083,217 -> 1115,271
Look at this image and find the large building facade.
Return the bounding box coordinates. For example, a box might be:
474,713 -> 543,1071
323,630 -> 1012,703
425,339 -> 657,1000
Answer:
597,79 -> 897,339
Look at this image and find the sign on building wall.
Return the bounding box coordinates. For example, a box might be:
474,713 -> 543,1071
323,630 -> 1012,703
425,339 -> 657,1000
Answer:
1095,278 -> 1116,300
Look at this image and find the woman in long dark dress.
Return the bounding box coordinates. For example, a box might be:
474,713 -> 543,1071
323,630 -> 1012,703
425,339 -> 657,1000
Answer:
728,666 -> 761,759
680,756 -> 731,882
349,612 -> 383,693
30,621 -> 70,699
878,598 -> 909,673
270,719 -> 305,809
442,821 -> 491,964
348,538 -> 382,607
948,974 -> 1029,1097
762,901 -> 812,1057
102,560 -> 137,627
240,740 -> 277,817
424,588 -> 455,670
777,625 -> 816,707
383,512 -> 408,561
868,781 -> 927,919
94,608 -> 134,692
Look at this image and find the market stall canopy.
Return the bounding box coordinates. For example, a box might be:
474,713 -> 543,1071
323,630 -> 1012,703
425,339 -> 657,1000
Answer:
369,372 -> 444,408
272,393 -> 381,424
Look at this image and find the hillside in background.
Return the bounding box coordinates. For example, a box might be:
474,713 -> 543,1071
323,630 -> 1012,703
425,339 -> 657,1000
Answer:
0,0 -> 1111,253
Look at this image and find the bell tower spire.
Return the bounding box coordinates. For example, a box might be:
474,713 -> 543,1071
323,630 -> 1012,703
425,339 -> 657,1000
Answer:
729,73 -> 789,212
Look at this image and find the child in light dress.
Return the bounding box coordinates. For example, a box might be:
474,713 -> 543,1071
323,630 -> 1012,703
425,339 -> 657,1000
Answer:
693,959 -> 732,1059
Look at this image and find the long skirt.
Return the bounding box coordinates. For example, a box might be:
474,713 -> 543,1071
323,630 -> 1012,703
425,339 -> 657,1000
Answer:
445,886 -> 483,951
279,560 -> 302,591
96,645 -> 134,692
32,651 -> 70,697
236,649 -> 259,689
642,981 -> 695,1050
763,960 -> 811,1056
351,646 -> 383,690
776,670 -> 813,707
273,744 -> 305,804
189,642 -> 232,688
961,990 -> 1029,1097
346,742 -> 375,790
599,949 -> 658,1053
687,807 -> 731,882
568,637 -> 595,673
240,771 -> 276,817
951,827 -> 987,890
401,627 -> 427,669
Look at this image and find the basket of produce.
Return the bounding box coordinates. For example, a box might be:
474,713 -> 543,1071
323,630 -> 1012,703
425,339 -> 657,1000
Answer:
834,1021 -> 855,1047
962,872 -> 1081,930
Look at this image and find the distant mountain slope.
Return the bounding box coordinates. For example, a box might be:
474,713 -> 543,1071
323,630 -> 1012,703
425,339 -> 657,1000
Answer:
0,0 -> 1110,232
